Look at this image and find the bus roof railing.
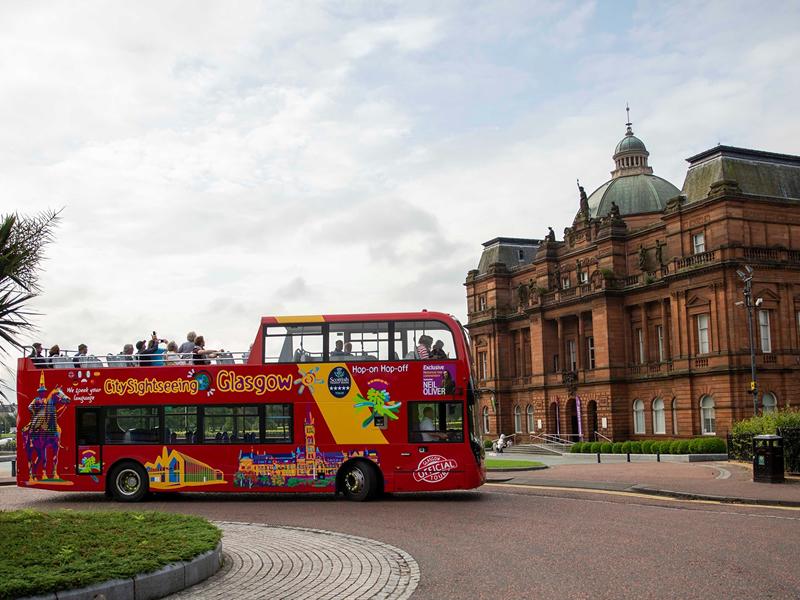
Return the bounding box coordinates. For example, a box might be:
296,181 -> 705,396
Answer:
24,350 -> 251,369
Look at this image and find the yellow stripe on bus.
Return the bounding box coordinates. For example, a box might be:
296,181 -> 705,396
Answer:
275,315 -> 325,323
307,363 -> 388,445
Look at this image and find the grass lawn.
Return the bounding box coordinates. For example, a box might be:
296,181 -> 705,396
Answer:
0,510 -> 220,599
485,458 -> 545,469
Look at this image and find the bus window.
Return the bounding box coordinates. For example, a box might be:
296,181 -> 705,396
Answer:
165,406 -> 198,444
394,320 -> 457,360
76,408 -> 101,445
204,406 -> 259,443
105,407 -> 160,444
264,325 -> 324,363
408,401 -> 464,443
329,322 -> 391,361
263,404 -> 292,443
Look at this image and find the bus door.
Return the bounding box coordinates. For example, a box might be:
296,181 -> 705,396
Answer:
397,400 -> 465,489
75,407 -> 103,479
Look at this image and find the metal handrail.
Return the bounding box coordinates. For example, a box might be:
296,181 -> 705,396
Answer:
25,350 -> 251,369
594,431 -> 612,443
529,433 -> 575,448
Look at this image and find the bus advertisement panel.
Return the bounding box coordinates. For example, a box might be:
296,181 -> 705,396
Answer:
16,312 -> 485,501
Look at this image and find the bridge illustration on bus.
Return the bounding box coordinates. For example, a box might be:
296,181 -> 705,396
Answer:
16,312 -> 485,501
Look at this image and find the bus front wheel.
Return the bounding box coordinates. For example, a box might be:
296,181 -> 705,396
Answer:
108,462 -> 149,502
339,461 -> 376,502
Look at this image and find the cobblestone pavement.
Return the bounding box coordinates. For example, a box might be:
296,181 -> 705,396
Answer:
168,521 -> 419,600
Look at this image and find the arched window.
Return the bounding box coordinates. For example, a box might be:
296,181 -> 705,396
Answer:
514,405 -> 522,433
482,406 -> 490,434
652,398 -> 665,434
700,396 -> 715,435
671,398 -> 678,435
762,392 -> 777,414
526,404 -> 534,432
633,399 -> 645,434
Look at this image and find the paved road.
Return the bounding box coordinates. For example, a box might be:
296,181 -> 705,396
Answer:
2,484 -> 798,599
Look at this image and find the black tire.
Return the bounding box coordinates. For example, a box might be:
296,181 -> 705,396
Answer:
340,461 -> 375,502
108,462 -> 149,502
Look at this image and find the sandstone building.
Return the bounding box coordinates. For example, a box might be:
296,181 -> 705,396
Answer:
465,119 -> 800,441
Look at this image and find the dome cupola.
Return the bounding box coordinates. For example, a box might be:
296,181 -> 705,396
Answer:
581,107 -> 680,219
611,106 -> 652,179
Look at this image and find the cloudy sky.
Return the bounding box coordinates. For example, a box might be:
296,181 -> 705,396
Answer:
3,0 -> 800,368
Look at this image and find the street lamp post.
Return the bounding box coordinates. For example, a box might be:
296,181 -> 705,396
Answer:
736,265 -> 759,416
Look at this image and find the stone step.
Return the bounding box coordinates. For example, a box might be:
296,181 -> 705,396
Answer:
503,443 -> 564,456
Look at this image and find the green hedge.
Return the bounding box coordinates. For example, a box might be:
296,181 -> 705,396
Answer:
572,437 -> 725,454
730,409 -> 800,471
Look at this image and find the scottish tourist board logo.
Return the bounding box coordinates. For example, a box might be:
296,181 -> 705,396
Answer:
413,455 -> 458,483
328,366 -> 351,398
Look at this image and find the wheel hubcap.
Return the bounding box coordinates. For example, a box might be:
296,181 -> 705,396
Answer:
117,469 -> 141,496
345,469 -> 365,494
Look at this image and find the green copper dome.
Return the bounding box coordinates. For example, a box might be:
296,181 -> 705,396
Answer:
586,174 -> 680,218
615,133 -> 647,154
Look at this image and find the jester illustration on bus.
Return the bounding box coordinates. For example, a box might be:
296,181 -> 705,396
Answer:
21,371 -> 72,482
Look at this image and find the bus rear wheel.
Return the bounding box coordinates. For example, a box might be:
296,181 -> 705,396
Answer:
108,462 -> 149,502
340,461 -> 376,502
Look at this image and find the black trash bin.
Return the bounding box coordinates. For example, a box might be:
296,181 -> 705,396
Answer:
753,434 -> 784,483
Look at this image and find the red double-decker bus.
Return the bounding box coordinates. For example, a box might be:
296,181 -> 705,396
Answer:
16,312 -> 485,501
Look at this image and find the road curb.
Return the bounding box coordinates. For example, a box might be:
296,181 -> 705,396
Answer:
487,479 -> 800,507
629,485 -> 800,508
18,542 -> 222,600
487,465 -> 549,473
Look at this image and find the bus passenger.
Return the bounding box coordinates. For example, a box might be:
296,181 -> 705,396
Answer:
73,344 -> 89,367
29,343 -> 46,368
192,335 -> 218,365
164,341 -> 183,365
430,340 -> 448,360
343,342 -> 354,357
46,345 -> 60,368
178,331 -> 196,360
120,344 -> 136,367
135,340 -> 148,366
419,406 -> 445,442
331,340 -> 345,358
416,335 -> 433,359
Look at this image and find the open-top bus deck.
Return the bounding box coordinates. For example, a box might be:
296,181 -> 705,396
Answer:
16,312 -> 485,501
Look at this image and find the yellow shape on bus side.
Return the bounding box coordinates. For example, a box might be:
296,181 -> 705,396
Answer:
308,363 -> 388,445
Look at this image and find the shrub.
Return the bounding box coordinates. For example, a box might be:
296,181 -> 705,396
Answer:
582,442 -> 595,453
570,442 -> 584,453
629,441 -> 642,454
612,442 -> 624,454
659,440 -> 673,454
621,441 -> 632,454
696,437 -> 726,454
483,439 -> 494,450
3,438 -> 16,451
600,442 -> 613,453
641,440 -> 654,454
688,438 -> 703,454
730,408 -> 800,462
590,442 -> 603,453
678,440 -> 691,454
669,440 -> 682,454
